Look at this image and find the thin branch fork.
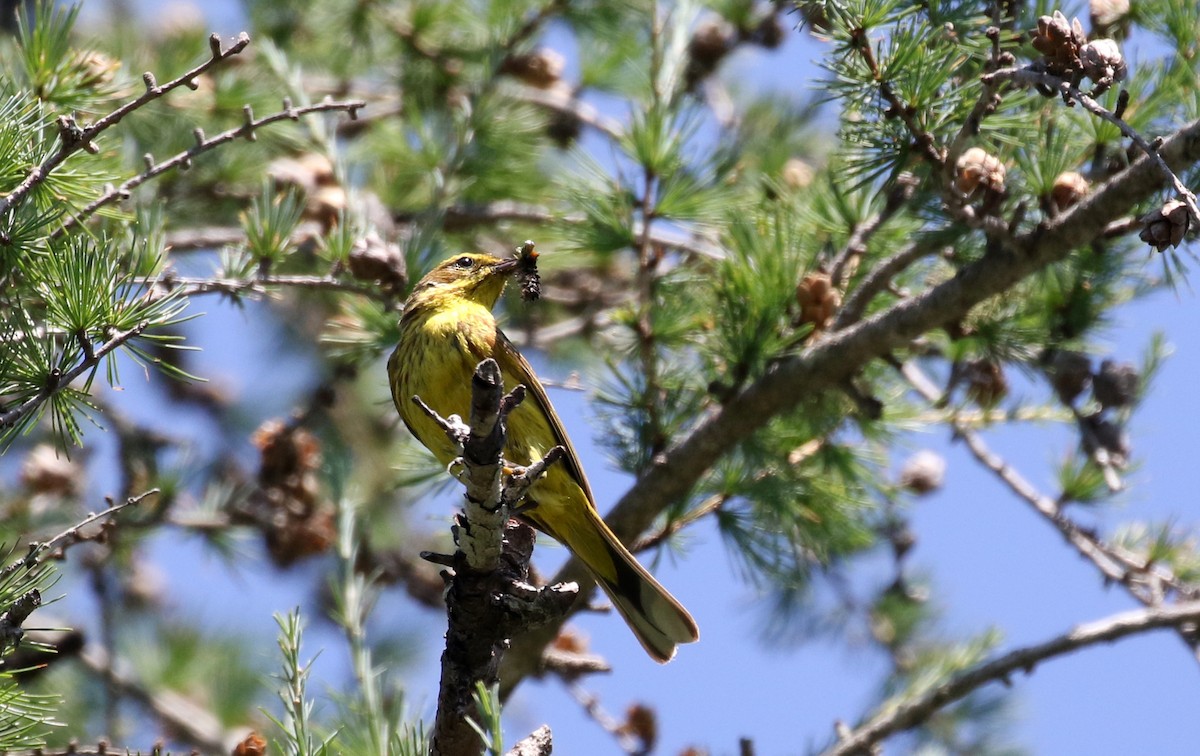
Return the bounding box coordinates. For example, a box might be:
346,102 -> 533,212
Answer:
0,33 -> 252,219
0,320 -> 150,434
898,361 -> 1196,603
822,601 -> 1200,756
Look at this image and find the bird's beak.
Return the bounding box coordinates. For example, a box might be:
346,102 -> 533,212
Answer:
494,257 -> 520,275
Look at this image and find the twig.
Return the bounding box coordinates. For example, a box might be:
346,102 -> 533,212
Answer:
898,360 -> 1197,603
509,84 -> 625,141
505,725 -> 553,756
822,601 -> 1200,756
849,30 -> 945,169
630,493 -> 726,552
831,241 -> 942,330
163,222 -> 320,252
79,645 -> 229,754
153,273 -> 388,303
395,201 -> 725,261
943,20 -> 1010,185
565,682 -> 641,755
0,33 -> 252,218
828,175 -> 919,289
53,97 -> 365,239
984,67 -> 1200,228
0,320 -> 150,434
12,489 -> 159,571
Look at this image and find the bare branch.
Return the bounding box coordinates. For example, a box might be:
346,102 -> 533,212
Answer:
53,97 -> 365,239
832,240 -> 942,330
0,33 -> 252,218
822,601 -> 1200,756
11,489 -> 159,571
155,273 -> 389,303
79,645 -> 229,754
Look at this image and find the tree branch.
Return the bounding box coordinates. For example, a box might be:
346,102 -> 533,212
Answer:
5,489 -> 159,573
0,320 -> 150,435
498,115 -> 1200,693
984,67 -> 1200,227
53,97 -> 365,239
78,645 -> 229,754
0,33 -> 252,218
822,601 -> 1200,756
154,273 -> 389,303
424,359 -> 574,756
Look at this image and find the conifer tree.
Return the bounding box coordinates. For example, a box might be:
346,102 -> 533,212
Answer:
1,0 -> 1199,754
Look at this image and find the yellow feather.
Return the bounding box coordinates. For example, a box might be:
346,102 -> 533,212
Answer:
389,252 -> 699,662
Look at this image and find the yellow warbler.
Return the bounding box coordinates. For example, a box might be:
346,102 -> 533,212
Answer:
388,252 -> 699,662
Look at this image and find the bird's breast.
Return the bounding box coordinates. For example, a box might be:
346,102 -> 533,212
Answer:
391,305 -> 498,464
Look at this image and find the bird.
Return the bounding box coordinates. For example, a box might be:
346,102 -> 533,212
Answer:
388,252 -> 699,662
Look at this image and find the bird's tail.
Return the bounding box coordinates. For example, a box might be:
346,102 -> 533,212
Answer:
533,503 -> 699,663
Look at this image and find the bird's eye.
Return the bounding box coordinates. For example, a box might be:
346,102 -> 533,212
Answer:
454,256 -> 473,269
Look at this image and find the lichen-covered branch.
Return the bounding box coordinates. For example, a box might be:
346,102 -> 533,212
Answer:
420,359 -> 575,756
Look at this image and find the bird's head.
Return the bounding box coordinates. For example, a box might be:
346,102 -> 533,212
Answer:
406,253 -> 519,310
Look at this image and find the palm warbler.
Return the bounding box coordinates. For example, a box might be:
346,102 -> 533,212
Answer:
388,252 -> 699,662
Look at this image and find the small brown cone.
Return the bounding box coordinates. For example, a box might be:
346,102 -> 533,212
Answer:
1092,359 -> 1139,409
964,358 -> 1008,407
795,271 -> 841,331
233,731 -> 266,756
1032,11 -> 1087,76
501,48 -> 566,89
955,147 -> 1006,195
1139,200 -> 1190,251
1051,171 -> 1090,211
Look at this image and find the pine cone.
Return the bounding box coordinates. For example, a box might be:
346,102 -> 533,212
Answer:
955,147 -> 1006,195
1050,171 -> 1090,210
898,450 -> 946,495
782,157 -> 815,189
72,50 -> 121,88
964,358 -> 1008,407
251,420 -> 335,565
20,443 -> 84,496
1092,359 -> 1139,409
618,704 -> 658,754
347,231 -> 407,290
233,732 -> 267,756
1090,0 -> 1131,39
1031,11 -> 1087,76
1138,199 -> 1190,251
686,17 -> 736,90
1080,38 -> 1127,90
500,48 -> 566,89
795,271 -> 841,331
1048,349 -> 1092,404
1081,413 -> 1130,467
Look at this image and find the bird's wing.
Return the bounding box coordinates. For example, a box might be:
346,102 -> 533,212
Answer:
494,328 -> 597,506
